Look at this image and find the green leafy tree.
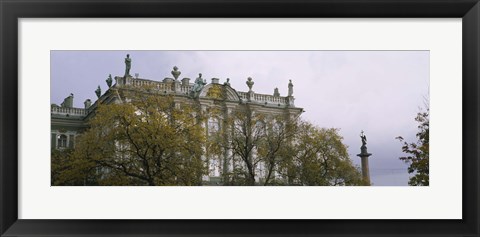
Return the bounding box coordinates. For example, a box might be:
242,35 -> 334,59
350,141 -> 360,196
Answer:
51,148 -> 77,185
396,109 -> 429,186
54,86 -> 208,186
281,122 -> 365,186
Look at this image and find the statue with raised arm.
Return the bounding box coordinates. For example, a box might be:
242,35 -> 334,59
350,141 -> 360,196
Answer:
124,54 -> 131,77
360,130 -> 367,146
190,73 -> 206,98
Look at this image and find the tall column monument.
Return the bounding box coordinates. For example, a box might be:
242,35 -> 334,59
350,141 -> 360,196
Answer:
357,130 -> 372,185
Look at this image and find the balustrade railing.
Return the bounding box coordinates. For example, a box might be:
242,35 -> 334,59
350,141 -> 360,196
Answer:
238,92 -> 249,100
131,79 -> 289,104
237,92 -> 287,105
51,106 -> 87,116
53,77 -> 294,119
180,85 -> 192,94
131,79 -> 187,93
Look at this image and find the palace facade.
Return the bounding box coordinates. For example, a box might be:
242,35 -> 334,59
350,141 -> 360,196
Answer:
51,64 -> 303,185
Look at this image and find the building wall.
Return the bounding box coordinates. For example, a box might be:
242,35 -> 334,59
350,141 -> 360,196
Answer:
51,75 -> 302,185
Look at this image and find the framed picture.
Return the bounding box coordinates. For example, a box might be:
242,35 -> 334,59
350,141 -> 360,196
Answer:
1,0 -> 478,236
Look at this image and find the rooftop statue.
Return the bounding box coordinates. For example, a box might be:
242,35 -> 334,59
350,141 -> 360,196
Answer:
191,73 -> 206,98
224,78 -> 231,86
246,77 -> 254,91
171,66 -> 181,80
61,93 -> 74,108
288,79 -> 294,96
273,87 -> 280,97
106,74 -> 113,88
95,85 -> 101,98
84,99 -> 92,109
124,54 -> 131,77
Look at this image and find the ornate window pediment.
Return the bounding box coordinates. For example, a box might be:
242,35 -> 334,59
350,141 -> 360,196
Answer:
199,84 -> 240,102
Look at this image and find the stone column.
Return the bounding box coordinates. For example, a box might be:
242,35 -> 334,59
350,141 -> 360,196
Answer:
357,146 -> 372,185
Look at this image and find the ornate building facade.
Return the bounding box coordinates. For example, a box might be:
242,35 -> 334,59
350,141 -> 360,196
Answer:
51,61 -> 303,185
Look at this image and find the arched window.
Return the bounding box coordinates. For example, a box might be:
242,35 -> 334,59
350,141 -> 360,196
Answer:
57,134 -> 67,148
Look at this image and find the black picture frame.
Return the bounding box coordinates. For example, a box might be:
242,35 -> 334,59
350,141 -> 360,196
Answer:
1,0 -> 479,236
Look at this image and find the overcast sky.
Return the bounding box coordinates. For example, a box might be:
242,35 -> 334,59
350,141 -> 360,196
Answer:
51,51 -> 429,186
